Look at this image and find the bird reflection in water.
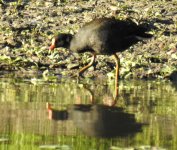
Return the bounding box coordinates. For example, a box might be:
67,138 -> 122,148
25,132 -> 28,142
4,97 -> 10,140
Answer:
46,84 -> 144,138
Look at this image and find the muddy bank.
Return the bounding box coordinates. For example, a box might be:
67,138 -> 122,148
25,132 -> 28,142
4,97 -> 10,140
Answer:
0,0 -> 177,80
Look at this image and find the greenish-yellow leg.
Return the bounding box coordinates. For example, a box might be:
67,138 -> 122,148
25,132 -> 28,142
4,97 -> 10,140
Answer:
78,53 -> 96,76
113,54 -> 120,99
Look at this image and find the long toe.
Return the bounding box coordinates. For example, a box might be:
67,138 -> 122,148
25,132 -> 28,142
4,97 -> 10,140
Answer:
77,71 -> 84,78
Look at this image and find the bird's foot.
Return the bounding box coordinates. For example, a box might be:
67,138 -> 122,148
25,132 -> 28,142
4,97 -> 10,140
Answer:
77,71 -> 85,78
70,72 -> 84,83
76,72 -> 85,84
70,72 -> 84,78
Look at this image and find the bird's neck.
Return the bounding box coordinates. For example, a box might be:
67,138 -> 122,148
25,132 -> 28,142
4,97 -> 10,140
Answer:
65,34 -> 73,49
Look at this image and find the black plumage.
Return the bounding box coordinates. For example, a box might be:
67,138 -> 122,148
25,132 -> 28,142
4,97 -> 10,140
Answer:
50,18 -> 151,54
49,18 -> 152,97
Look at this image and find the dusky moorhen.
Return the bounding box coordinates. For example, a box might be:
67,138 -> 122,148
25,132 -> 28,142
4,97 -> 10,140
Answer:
49,18 -> 152,97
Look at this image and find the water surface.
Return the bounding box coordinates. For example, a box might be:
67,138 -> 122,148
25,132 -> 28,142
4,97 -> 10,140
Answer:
0,77 -> 177,150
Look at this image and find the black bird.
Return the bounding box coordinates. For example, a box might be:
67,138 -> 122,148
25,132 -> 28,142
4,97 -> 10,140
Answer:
49,18 -> 152,97
46,103 -> 143,138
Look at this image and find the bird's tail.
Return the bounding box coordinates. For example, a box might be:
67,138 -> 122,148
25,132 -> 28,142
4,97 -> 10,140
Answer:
135,33 -> 153,40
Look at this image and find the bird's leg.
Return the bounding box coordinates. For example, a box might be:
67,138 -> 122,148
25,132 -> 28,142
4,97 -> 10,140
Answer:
82,85 -> 95,104
78,53 -> 96,76
113,54 -> 120,99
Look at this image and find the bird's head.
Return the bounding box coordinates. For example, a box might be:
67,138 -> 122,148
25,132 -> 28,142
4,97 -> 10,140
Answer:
49,33 -> 73,50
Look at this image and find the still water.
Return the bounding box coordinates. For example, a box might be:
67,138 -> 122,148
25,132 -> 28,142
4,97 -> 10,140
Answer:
0,77 -> 177,150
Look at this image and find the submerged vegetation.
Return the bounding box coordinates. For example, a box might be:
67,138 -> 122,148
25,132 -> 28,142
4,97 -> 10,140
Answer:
0,0 -> 177,80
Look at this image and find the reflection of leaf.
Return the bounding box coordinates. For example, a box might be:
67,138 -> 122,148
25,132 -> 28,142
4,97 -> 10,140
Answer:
0,137 -> 9,142
42,69 -> 49,81
30,78 -> 44,85
39,144 -> 71,150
